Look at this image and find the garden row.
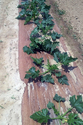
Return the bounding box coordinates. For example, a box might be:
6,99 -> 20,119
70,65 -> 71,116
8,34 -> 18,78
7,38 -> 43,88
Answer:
16,0 -> 83,124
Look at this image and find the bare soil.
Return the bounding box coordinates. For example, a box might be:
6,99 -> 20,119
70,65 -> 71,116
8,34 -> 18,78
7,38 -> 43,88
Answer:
47,0 -> 83,74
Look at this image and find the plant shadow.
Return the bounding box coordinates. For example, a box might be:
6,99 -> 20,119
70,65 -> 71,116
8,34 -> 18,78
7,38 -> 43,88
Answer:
41,119 -> 52,125
62,65 -> 77,73
32,61 -> 44,67
22,0 -> 28,1
28,76 -> 42,83
17,17 -> 34,24
28,76 -> 55,85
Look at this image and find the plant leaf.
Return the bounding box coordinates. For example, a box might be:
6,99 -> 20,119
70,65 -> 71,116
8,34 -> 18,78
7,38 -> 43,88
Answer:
38,22 -> 53,34
30,27 -> 39,36
48,64 -> 59,73
58,75 -> 69,85
55,72 -> 61,77
30,108 -> 50,123
70,95 -> 83,113
51,31 -> 62,41
31,57 -> 43,66
59,52 -> 77,66
53,94 -> 65,102
43,39 -> 59,53
51,42 -> 59,53
53,52 -> 59,63
43,39 -> 52,52
68,113 -> 83,125
52,106 -> 60,116
24,16 -> 32,25
44,5 -> 51,10
47,101 -> 54,109
25,67 -> 40,79
19,9 -> 26,16
20,1 -> 30,6
23,46 -> 34,54
34,17 -> 40,25
47,101 -> 60,116
17,5 -> 23,8
41,74 -> 54,84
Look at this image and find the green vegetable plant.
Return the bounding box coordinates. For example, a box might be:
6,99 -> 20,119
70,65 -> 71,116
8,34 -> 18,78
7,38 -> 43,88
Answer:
30,94 -> 83,125
25,59 -> 69,84
17,0 -> 77,71
18,0 -> 77,77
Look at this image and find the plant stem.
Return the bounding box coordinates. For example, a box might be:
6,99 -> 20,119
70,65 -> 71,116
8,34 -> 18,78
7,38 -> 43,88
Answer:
59,120 -> 61,125
50,108 -> 73,122
50,116 -> 61,120
58,102 -> 61,125
40,62 -> 61,76
50,116 -> 68,121
61,107 -> 73,117
58,101 -> 60,114
56,62 -> 61,67
40,70 -> 49,75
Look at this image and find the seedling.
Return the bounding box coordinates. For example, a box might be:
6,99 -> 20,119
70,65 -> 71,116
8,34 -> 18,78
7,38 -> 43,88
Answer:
72,34 -> 78,40
11,96 -> 16,100
30,94 -> 83,125
7,89 -> 11,91
58,10 -> 65,15
0,40 -> 3,43
54,2 -> 59,12
0,105 -> 5,109
54,2 -> 65,15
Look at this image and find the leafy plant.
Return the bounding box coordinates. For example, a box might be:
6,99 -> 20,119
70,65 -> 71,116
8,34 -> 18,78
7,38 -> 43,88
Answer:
41,74 -> 54,84
70,95 -> 83,113
53,94 -> 65,102
30,108 -> 50,123
0,105 -> 4,109
58,52 -> 77,66
25,67 -> 40,79
16,0 -> 52,25
43,59 -> 59,74
54,2 -> 65,15
51,31 -> 62,41
30,94 -> 83,125
58,75 -> 69,85
25,59 -> 69,85
0,40 -> 3,43
23,46 -> 35,54
68,113 -> 83,125
58,10 -> 65,15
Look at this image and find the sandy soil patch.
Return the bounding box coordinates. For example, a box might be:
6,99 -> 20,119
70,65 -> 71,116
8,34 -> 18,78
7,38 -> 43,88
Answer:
47,0 -> 83,75
55,0 -> 83,41
0,0 -> 25,125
